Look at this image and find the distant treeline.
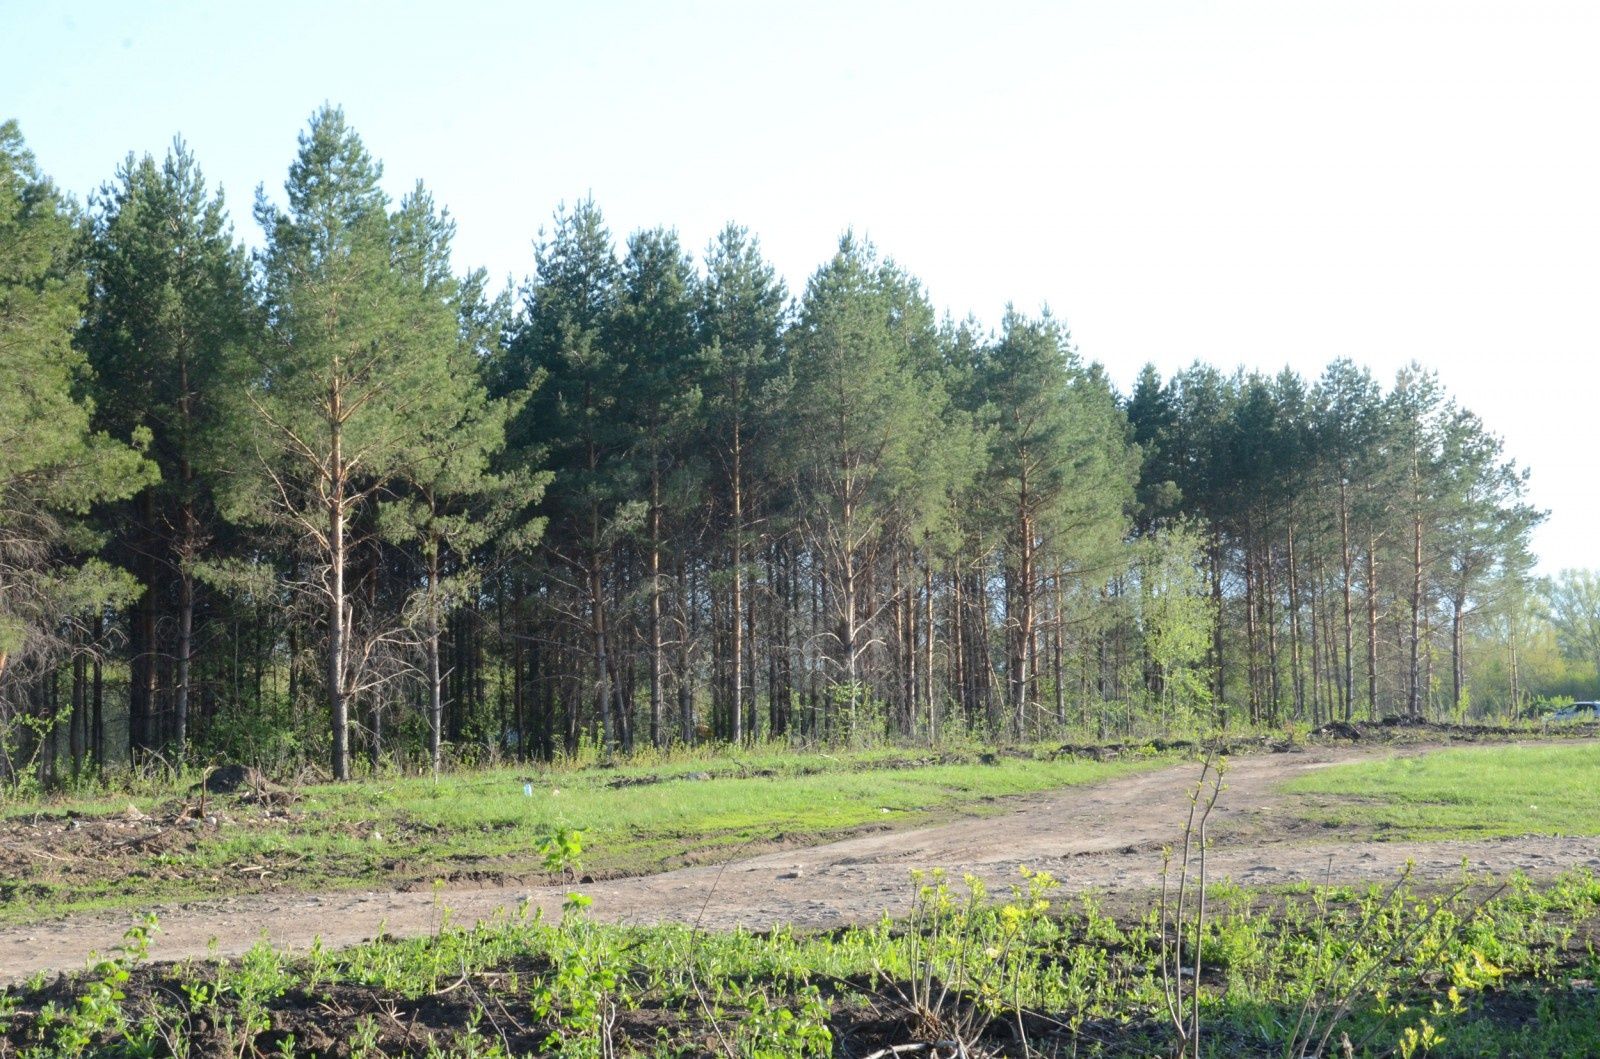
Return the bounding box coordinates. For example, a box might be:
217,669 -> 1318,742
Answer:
2,106 -> 1582,784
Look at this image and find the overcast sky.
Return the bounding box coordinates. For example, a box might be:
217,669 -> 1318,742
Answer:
6,0 -> 1596,574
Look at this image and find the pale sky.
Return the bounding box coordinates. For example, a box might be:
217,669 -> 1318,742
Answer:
6,1 -> 1596,573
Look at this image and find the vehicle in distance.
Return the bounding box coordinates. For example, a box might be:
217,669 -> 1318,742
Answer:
1546,701 -> 1600,721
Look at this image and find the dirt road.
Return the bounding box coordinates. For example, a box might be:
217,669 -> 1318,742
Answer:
6,742 -> 1598,983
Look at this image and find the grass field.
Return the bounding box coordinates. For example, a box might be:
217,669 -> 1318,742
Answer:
1282,741 -> 1600,839
2,745 -> 1160,924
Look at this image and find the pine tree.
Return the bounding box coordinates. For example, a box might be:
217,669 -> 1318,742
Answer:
1125,364 -> 1182,529
239,107 -> 459,780
81,139 -> 254,758
381,187 -> 547,772
1160,365 -> 1237,705
1386,365 -> 1450,717
696,224 -> 787,743
786,234 -> 950,734
614,227 -> 700,746
1311,359 -> 1385,718
1431,407 -> 1542,716
977,309 -> 1135,732
0,122 -> 153,774
505,198 -> 636,753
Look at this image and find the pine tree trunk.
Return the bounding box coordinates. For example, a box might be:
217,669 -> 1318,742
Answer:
924,559 -> 936,740
1286,519 -> 1304,722
494,591 -> 507,754
512,581 -> 525,761
841,542 -> 859,736
1339,479 -> 1355,719
132,488 -> 160,759
1019,498 -> 1034,732
1308,560 -> 1323,722
134,589 -> 157,759
1265,543 -> 1281,725
902,556 -> 915,739
1052,570 -> 1065,727
288,622 -> 299,723
744,568 -> 757,742
810,557 -> 824,739
1366,539 -> 1380,718
1451,589 -> 1466,716
1010,491 -> 1035,736
1423,605 -> 1435,720
950,567 -> 965,726
730,427 -> 744,745
1323,582 -> 1340,717
328,413 -> 349,781
175,569 -> 193,758
43,671 -> 60,785
91,614 -> 104,768
767,543 -> 782,737
1210,532 -> 1225,707
1408,476 -> 1424,718
590,558 -> 614,753
428,550 -> 444,774
678,552 -> 694,742
564,629 -> 580,755
70,652 -> 86,777
1244,544 -> 1260,725
174,405 -> 199,760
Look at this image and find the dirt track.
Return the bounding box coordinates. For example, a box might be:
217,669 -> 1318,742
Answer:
6,741 -> 1599,984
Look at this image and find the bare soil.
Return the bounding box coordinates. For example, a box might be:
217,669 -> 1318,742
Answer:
6,739 -> 1599,984
0,798 -> 327,912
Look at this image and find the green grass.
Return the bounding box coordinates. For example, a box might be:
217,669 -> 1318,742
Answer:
2,745 -> 1161,924
7,867 -> 1598,1057
1283,742 -> 1600,839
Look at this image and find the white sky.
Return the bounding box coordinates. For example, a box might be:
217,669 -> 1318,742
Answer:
6,0 -> 1596,573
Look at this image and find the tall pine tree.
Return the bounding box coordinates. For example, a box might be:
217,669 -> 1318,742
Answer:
0,122 -> 153,777
240,107 -> 460,780
82,140 -> 254,758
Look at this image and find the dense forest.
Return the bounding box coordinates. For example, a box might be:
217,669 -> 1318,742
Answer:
2,106 -> 1590,784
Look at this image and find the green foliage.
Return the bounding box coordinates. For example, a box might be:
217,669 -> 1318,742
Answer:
786,234 -> 955,547
10,870 -> 1599,1057
231,106 -> 496,779
976,309 -> 1135,568
32,913 -> 157,1056
243,108 -> 464,512
0,122 -> 155,781
1134,524 -> 1217,717
502,197 -> 633,545
0,123 -> 153,518
0,105 -> 1565,787
538,825 -> 585,878
1545,569 -> 1600,679
695,222 -> 786,455
529,916 -> 619,1055
81,140 -> 253,504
